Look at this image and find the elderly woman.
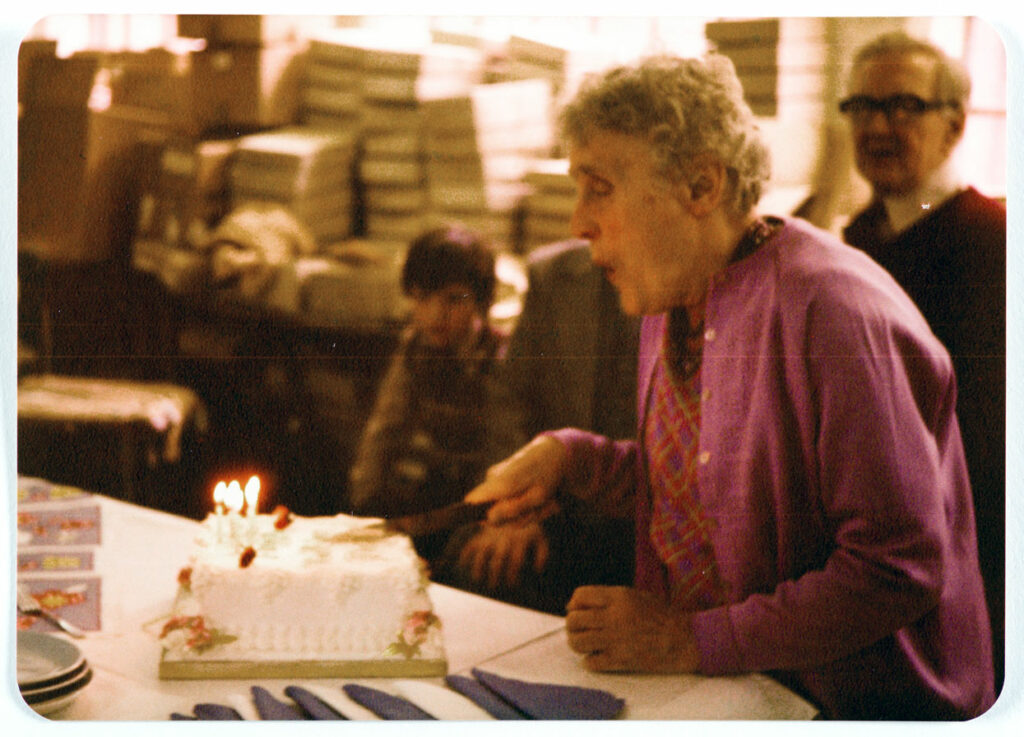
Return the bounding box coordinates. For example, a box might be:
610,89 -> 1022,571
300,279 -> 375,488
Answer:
348,224 -> 526,565
465,54 -> 994,720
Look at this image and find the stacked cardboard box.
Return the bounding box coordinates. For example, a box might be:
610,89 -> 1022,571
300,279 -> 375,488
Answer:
20,37 -> 307,265
360,128 -> 430,244
131,137 -> 237,294
19,51 -> 108,264
228,125 -> 358,249
103,41 -> 306,138
18,50 -> 191,266
17,49 -> 179,374
301,240 -> 411,329
705,19 -> 781,118
299,30 -> 368,129
298,28 -> 483,131
177,14 -> 333,46
497,34 -> 611,110
421,78 -> 552,250
170,13 -> 338,134
705,17 -> 828,120
303,28 -> 485,244
706,17 -> 830,196
135,138 -> 236,249
520,159 -> 576,252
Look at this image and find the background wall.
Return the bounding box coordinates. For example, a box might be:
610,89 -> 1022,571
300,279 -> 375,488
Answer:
18,13 -> 1008,224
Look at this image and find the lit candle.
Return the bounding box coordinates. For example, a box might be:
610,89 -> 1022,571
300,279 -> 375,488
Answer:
244,475 -> 260,517
244,475 -> 261,540
213,481 -> 227,543
226,480 -> 243,512
225,480 -> 244,542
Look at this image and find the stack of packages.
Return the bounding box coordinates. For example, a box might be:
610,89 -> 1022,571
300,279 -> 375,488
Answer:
127,15 -> 328,300
705,18 -> 831,215
276,28 -> 481,330
169,14 -> 321,136
201,125 -> 357,316
355,32 -> 484,245
519,158 -> 576,253
131,137 -> 237,294
299,30 -> 368,130
421,78 -> 553,251
228,126 -> 357,250
496,34 -> 611,112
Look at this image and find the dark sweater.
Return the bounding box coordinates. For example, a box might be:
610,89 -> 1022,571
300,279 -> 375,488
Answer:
844,187 -> 1006,692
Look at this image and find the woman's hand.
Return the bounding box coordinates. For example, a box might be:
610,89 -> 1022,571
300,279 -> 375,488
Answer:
464,435 -> 568,526
566,586 -> 701,673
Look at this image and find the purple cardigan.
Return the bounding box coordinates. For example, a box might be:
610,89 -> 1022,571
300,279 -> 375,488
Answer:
551,218 -> 994,719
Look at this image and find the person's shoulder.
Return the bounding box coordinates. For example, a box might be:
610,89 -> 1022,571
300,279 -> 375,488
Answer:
769,217 -> 927,322
765,216 -> 856,276
958,186 -> 1005,211
526,239 -> 593,277
952,187 -> 1006,232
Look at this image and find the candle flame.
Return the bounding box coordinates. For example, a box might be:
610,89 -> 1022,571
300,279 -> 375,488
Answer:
213,481 -> 227,505
224,480 -> 244,513
244,475 -> 261,515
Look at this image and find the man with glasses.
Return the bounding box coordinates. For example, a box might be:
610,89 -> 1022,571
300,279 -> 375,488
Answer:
839,30 -> 1006,694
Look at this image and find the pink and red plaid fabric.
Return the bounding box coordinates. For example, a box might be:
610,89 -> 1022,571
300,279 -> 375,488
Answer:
644,337 -> 724,610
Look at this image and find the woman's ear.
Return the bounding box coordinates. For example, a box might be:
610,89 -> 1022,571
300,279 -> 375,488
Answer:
679,154 -> 727,217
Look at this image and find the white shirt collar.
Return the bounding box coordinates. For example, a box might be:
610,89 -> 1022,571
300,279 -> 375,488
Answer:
880,160 -> 964,235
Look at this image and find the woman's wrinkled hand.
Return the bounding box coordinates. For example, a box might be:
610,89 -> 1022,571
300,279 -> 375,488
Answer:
464,435 -> 568,526
566,586 -> 700,673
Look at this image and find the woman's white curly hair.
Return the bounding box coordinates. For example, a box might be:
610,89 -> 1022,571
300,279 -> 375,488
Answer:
559,54 -> 771,219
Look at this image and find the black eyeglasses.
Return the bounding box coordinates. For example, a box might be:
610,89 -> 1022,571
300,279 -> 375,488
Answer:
838,94 -> 955,123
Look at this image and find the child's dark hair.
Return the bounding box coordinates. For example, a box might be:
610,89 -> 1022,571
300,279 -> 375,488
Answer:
401,224 -> 496,310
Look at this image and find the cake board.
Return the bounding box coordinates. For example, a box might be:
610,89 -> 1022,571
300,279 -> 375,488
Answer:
159,652 -> 448,680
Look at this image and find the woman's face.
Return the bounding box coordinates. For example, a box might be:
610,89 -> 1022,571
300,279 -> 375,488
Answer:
568,129 -> 712,316
408,283 -> 483,349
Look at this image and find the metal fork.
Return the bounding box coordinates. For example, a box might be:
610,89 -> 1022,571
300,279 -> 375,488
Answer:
16,584 -> 86,638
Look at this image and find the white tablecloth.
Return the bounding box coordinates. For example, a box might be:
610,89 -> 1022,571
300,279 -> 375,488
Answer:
11,487 -> 819,724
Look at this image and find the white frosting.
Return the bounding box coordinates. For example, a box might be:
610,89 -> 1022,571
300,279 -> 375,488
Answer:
174,513 -> 439,661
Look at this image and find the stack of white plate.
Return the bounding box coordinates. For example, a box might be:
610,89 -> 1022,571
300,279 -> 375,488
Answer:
17,631 -> 92,715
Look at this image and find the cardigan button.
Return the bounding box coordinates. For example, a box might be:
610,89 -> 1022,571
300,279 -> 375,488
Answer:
698,450 -> 711,465
704,327 -> 717,342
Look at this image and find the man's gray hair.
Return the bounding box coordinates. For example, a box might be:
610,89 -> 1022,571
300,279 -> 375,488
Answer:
851,31 -> 972,113
559,54 -> 771,219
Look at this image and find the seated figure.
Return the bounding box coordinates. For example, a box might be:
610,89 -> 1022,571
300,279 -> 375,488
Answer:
347,224 -> 527,565
442,239 -> 640,614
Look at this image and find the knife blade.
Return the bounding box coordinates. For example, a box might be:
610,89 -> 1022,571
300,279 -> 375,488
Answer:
386,501 -> 493,537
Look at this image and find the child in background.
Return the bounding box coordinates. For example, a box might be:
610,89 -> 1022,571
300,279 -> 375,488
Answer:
347,224 -> 527,566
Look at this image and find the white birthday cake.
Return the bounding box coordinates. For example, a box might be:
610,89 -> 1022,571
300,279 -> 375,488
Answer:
157,506 -> 445,678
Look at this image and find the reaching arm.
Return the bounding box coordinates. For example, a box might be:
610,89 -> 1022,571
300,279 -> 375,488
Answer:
465,429 -> 637,525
